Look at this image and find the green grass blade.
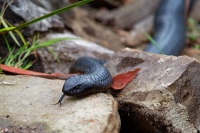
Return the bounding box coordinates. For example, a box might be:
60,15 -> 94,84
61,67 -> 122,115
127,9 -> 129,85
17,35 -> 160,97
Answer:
0,27 -> 15,33
28,38 -> 71,51
0,17 -> 20,46
3,34 -> 15,65
14,29 -> 27,46
14,45 -> 27,58
3,34 -> 11,53
0,68 -> 2,74
47,47 -> 60,62
5,19 -> 27,46
11,0 -> 93,31
22,61 -> 32,69
143,32 -> 165,54
1,0 -> 14,16
4,47 -> 15,65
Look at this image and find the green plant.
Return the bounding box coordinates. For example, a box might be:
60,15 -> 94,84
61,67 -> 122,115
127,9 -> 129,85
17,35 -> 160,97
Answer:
0,0 -> 93,69
1,0 -> 93,33
143,32 -> 164,54
187,18 -> 200,49
194,44 -> 200,50
3,34 -> 70,69
0,0 -> 27,46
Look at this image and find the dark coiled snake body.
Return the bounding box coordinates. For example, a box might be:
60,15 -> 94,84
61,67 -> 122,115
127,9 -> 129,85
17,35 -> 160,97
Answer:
56,57 -> 113,106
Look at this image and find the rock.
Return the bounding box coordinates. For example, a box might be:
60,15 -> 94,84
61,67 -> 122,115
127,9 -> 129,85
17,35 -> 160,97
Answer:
124,15 -> 154,47
9,0 -> 64,33
60,7 -> 125,51
96,0 -> 160,29
37,31 -> 114,74
31,0 -> 69,11
106,48 -> 199,132
0,76 -> 120,133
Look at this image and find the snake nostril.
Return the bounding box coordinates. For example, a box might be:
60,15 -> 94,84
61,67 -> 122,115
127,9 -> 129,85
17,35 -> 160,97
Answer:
70,89 -> 77,94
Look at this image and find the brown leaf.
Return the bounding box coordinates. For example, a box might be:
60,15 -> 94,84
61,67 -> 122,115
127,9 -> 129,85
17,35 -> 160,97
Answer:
0,64 -> 75,79
112,68 -> 140,90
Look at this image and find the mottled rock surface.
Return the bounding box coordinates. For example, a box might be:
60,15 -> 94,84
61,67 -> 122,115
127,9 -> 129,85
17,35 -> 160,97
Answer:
0,76 -> 120,133
9,0 -> 64,33
106,48 -> 199,133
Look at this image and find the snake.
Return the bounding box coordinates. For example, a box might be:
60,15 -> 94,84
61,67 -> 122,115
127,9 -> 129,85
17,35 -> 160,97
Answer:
144,0 -> 186,56
55,56 -> 113,106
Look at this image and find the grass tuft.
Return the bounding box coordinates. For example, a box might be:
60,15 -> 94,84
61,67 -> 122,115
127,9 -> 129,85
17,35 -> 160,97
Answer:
0,0 -> 93,69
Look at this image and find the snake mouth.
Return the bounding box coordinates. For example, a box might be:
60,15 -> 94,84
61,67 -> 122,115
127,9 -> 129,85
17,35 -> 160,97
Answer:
66,86 -> 89,96
63,84 -> 88,96
69,88 -> 81,95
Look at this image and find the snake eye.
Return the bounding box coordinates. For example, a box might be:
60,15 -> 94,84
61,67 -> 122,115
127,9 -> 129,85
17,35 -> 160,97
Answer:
75,85 -> 81,89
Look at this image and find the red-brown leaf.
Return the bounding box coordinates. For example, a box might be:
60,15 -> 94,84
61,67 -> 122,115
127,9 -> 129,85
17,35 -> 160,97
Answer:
112,68 -> 140,90
0,64 -> 75,79
0,64 -> 140,90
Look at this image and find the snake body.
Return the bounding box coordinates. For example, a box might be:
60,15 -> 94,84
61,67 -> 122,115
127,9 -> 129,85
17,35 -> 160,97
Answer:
144,0 -> 186,56
56,57 -> 113,106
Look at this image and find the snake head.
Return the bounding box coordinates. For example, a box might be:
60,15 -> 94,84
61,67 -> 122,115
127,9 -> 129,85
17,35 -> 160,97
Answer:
62,75 -> 93,96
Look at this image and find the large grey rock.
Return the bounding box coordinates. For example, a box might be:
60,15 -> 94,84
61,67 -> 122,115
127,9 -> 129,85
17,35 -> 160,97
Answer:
0,76 -> 120,133
106,48 -> 199,133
